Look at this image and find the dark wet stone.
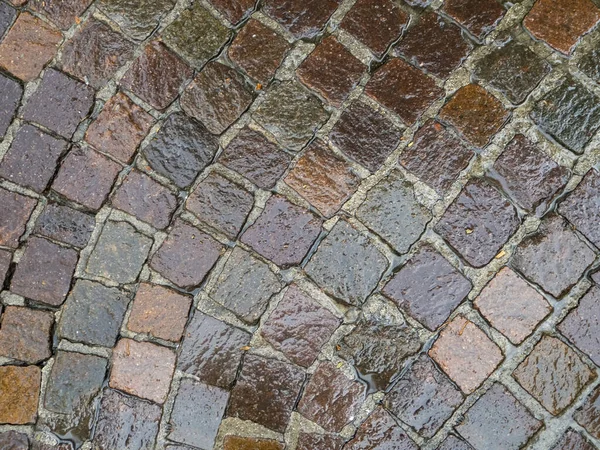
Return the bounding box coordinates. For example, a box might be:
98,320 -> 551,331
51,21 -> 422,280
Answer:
559,286 -> 600,366
0,249 -> 11,285
442,0 -> 505,39
383,245 -> 471,331
30,0 -> 92,29
253,81 -> 330,151
263,0 -> 341,39
97,0 -> 176,41
168,379 -> 229,449
296,433 -> 345,450
85,221 -> 153,284
142,112 -> 218,188
34,203 -> 95,248
399,120 -> 473,195
0,365 -> 41,425
219,127 -> 291,189
551,429 -> 596,450
435,179 -> 519,268
162,3 -> 231,68
228,19 -> 290,84
341,0 -> 409,57
365,58 -> 444,125
0,431 -> 29,450
0,72 -> 21,138
559,169 -> 600,247
32,443 -> 73,450
530,76 -> 600,154
574,385 -> 600,439
22,68 -> 94,139
345,407 -> 418,450
208,0 -> 254,24
329,101 -> 403,172
0,187 -> 36,249
261,285 -> 340,367
224,436 -> 284,450
121,41 -> 193,110
0,306 -> 53,364
0,124 -> 67,193
59,280 -> 130,347
579,48 -> 600,84
228,354 -> 305,433
473,41 -> 551,105
112,170 -> 178,229
177,312 -> 251,388
491,134 -> 569,214
181,61 -> 254,135
395,12 -> 472,79
512,214 -> 595,298
209,247 -> 282,324
305,220 -> 388,306
386,355 -> 463,438
0,2 -> 16,39
437,435 -> 475,450
93,388 -> 161,450
150,220 -> 224,290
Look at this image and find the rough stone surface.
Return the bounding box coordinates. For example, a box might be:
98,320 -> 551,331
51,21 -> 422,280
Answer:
223,436 -> 283,450
0,249 -> 11,286
0,431 -> 29,450
0,365 -> 41,425
574,385 -> 600,439
442,0 -> 505,39
437,436 -> 475,450
551,430 -> 596,450
0,2 -> 16,39
0,72 -> 22,138
579,47 -> 600,84
30,0 -> 93,30
345,407 -> 418,449
0,187 -> 37,249
97,0 -> 176,41
262,0 -> 341,39
34,203 -> 95,248
296,433 -> 345,450
0,306 -> 53,364
208,0 -> 254,24
559,168 -> 600,247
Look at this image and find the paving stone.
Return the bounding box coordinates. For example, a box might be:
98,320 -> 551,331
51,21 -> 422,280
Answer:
168,379 -> 229,449
0,249 -> 11,286
341,0 -> 409,57
0,306 -> 53,363
395,12 -> 472,79
30,0 -> 92,29
442,0 -> 505,39
551,429 -> 596,450
435,178 -> 520,268
559,169 -> 600,248
345,407 -> 418,450
474,267 -> 551,345
574,385 -> 600,439
61,18 -> 135,89
142,112 -> 218,188
0,187 -> 36,249
93,388 -> 161,450
127,283 -> 192,342
223,436 -> 284,450
0,2 -> 16,38
0,431 -> 29,450
524,0 -> 600,55
456,383 -> 541,450
296,433 -> 345,450
262,0 -> 340,38
383,245 -> 472,331
177,312 -> 251,388
10,237 -> 78,306
0,72 -> 22,138
305,220 -> 388,306
228,19 -> 290,84
181,61 -> 254,135
253,81 -> 330,152
150,220 -> 223,290
473,41 -> 551,105
22,68 -> 94,139
112,170 -> 177,229
530,76 -> 600,154
85,93 -> 154,164
437,435 -> 475,450
0,12 -> 62,81
429,316 -> 503,393
34,203 -> 95,248
261,285 -> 340,367
120,41 -> 192,110
0,365 -> 40,424
365,58 -> 444,125
219,127 -> 291,189
97,0 -> 176,41
32,443 -> 73,450
162,3 -> 230,68
400,120 -> 473,195
329,101 -> 403,172
208,0 -> 254,24
439,84 -> 509,148
186,172 -> 253,239
512,214 -> 595,298
579,47 -> 600,84
110,338 -> 176,404
209,247 -> 283,324
86,221 -> 153,284
59,280 -> 130,347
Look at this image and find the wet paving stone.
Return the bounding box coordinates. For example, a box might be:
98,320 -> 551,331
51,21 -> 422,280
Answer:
219,127 -> 291,189
150,220 -> 223,290
31,443 -> 73,450
208,0 -> 254,24
429,316 -> 503,394
228,354 -> 305,433
559,286 -> 600,366
386,355 -> 463,438
0,72 -> 22,139
241,195 -> 322,268
530,76 -> 600,154
345,407 -> 418,450
0,365 -> 40,424
208,247 -> 283,324
437,435 -> 475,450
305,220 -> 388,306
559,169 -> 600,248
296,433 -> 345,450
579,47 -> 600,84
10,236 -> 78,306
513,335 -> 595,415
0,187 -> 37,249
330,101 -> 403,173
262,0 -> 341,39
30,0 -> 92,30
0,305 -> 53,364
574,385 -> 600,439
551,429 -> 596,450
97,0 -> 176,41
0,124 -> 67,193
0,249 -> 11,285
511,214 -> 596,298
0,12 -> 62,82
223,436 -> 284,450
228,19 -> 290,85
442,0 -> 505,39
435,178 -> 520,268
456,383 -> 542,450
0,431 -> 29,450
177,312 -> 251,388
474,267 -> 551,345
0,2 -> 15,38
34,203 -> 95,248
261,285 -> 340,367
253,81 -> 330,151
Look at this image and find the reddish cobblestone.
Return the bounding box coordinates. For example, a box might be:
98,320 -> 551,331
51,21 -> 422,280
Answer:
0,365 -> 41,424
208,0 -> 254,24
262,0 -> 341,39
0,306 -> 53,363
442,0 -> 505,39
0,187 -> 36,249
30,0 -> 93,30
574,385 -> 600,439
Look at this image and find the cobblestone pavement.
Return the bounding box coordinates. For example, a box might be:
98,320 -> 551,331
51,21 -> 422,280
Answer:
1,0 -> 600,449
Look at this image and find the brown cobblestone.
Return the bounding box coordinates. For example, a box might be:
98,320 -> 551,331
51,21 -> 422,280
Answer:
262,0 -> 341,39
0,306 -> 53,364
442,0 -> 505,39
0,187 -> 36,249
296,433 -> 345,450
208,0 -> 254,24
30,0 -> 93,30
0,365 -> 40,424
574,385 -> 600,439
223,436 -> 283,450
